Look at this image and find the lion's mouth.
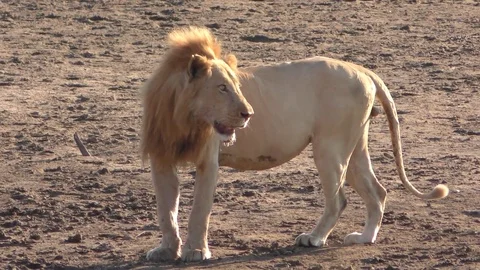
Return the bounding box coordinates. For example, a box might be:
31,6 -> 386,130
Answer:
214,121 -> 240,146
214,121 -> 235,136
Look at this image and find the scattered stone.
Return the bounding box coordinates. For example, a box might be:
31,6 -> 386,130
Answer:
81,52 -> 95,58
45,13 -> 61,19
89,15 -> 107,21
103,185 -> 119,194
86,201 -> 102,208
149,15 -> 168,21
242,190 -> 257,197
2,220 -> 22,228
44,166 -> 62,172
362,257 -> 386,264
454,128 -> 480,136
26,262 -> 43,269
10,56 -> 22,63
76,95 -> 90,102
463,210 -> 480,218
241,34 -> 283,43
30,233 -> 41,240
88,209 -> 102,216
63,83 -> 89,88
92,243 -> 113,252
98,167 -> 109,175
205,23 -> 221,29
66,233 -> 83,243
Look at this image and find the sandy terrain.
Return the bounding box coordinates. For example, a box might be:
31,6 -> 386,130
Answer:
1,1 -> 479,269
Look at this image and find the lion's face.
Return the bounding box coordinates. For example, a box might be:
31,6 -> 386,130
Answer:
188,56 -> 254,145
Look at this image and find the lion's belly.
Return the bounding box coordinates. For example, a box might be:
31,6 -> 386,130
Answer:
218,153 -> 283,170
218,127 -> 312,171
219,145 -> 309,171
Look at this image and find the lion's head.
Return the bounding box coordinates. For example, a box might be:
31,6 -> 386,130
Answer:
141,27 -> 253,168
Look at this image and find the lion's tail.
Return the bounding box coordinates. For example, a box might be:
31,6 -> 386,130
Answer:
365,70 -> 449,200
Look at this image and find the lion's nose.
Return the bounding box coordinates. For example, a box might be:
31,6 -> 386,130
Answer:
240,111 -> 254,120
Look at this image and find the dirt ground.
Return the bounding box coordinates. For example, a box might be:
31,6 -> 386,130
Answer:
1,0 -> 479,269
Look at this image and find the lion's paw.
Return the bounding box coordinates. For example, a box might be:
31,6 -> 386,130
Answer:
295,233 -> 325,247
344,232 -> 374,245
146,246 -> 180,262
181,247 -> 211,262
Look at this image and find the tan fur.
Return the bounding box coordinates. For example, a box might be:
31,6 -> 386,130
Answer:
143,27 -> 449,262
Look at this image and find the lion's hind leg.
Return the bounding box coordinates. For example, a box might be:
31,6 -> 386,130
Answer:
344,127 -> 386,245
295,138 -> 351,247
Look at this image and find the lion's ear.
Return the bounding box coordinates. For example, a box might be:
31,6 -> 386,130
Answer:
225,54 -> 238,70
187,54 -> 209,80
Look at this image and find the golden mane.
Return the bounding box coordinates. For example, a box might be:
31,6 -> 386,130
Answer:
141,26 -> 229,168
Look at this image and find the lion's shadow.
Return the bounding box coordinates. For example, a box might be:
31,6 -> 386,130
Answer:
50,244 -> 342,270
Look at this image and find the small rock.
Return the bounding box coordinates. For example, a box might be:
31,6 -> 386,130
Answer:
2,220 -> 22,228
86,201 -> 101,208
362,257 -> 386,264
89,15 -> 107,21
88,209 -> 102,216
10,57 -> 22,64
241,34 -> 283,43
81,52 -> 95,58
286,260 -> 303,267
383,152 -> 394,159
30,233 -> 41,240
92,243 -> 113,252
45,13 -> 61,19
463,210 -> 480,218
149,15 -> 168,21
98,167 -> 109,175
103,185 -> 119,194
122,233 -> 133,240
66,233 -> 83,243
242,190 -> 256,197
77,95 -> 90,102
205,23 -> 221,29
26,262 -> 43,269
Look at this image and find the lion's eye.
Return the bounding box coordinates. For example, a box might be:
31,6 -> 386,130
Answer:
218,84 -> 228,93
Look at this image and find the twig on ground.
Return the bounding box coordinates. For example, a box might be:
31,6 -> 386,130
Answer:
74,132 -> 91,156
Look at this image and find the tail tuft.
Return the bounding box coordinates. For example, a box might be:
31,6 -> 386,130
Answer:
429,184 -> 449,200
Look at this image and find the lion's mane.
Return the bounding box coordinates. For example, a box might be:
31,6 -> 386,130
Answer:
141,27 -> 223,168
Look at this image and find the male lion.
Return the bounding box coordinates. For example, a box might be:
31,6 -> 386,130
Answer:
141,27 -> 449,262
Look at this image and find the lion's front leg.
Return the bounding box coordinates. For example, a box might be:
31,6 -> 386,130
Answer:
182,142 -> 220,262
146,163 -> 182,262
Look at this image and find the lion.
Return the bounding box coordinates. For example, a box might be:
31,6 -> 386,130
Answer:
140,26 -> 449,262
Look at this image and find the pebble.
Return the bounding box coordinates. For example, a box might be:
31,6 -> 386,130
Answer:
66,233 -> 83,243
